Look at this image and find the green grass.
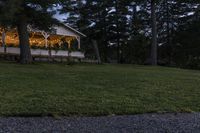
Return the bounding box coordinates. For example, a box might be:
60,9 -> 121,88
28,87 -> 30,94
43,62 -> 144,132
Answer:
0,61 -> 200,116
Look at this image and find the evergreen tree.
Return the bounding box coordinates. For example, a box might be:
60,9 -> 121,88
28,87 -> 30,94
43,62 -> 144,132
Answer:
150,0 -> 158,65
0,0 -> 60,64
157,0 -> 200,65
107,0 -> 131,63
60,0 -> 200,67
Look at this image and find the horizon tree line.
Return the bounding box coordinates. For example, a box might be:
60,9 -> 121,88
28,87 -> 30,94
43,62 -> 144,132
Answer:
0,0 -> 200,69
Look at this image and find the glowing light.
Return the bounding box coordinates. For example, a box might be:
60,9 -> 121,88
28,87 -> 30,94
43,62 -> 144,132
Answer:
0,27 -> 78,49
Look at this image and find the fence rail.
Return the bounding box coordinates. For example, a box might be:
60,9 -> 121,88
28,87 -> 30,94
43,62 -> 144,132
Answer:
0,47 -> 85,58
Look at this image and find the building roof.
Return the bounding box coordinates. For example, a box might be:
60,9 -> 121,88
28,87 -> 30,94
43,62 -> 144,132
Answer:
60,24 -> 87,37
27,24 -> 86,38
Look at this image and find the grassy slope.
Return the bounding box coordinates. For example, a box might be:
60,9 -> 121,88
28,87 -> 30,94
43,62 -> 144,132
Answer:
0,61 -> 200,116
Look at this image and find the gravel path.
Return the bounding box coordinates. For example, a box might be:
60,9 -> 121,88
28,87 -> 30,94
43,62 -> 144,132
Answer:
0,113 -> 200,133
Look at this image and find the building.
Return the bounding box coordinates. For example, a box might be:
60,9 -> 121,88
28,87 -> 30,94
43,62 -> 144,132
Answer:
0,24 -> 86,59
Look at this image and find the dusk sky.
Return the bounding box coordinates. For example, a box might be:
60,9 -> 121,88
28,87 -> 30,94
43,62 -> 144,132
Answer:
54,13 -> 66,22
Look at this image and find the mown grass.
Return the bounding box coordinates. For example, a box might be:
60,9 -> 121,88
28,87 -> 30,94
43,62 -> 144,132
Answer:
0,61 -> 200,116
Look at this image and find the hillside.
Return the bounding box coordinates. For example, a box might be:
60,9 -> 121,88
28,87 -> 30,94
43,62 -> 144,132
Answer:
0,62 -> 200,116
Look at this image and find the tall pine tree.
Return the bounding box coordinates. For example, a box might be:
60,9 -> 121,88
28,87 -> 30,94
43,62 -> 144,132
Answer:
0,0 -> 60,64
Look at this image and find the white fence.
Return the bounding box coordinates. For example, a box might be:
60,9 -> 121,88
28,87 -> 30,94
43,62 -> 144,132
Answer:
0,47 -> 85,58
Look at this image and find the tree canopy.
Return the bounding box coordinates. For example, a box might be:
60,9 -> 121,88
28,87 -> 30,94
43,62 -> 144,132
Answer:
59,0 -> 200,68
0,0 -> 61,63
1,0 -> 200,68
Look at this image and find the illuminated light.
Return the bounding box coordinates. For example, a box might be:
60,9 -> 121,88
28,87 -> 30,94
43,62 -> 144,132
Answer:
1,27 -> 77,49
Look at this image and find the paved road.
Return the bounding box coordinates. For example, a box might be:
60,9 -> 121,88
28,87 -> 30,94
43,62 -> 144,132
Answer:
0,113 -> 200,133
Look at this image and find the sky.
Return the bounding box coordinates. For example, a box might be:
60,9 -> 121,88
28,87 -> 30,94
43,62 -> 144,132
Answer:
54,13 -> 66,22
51,5 -> 67,22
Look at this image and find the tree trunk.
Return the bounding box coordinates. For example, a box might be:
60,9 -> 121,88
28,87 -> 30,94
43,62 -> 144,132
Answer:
115,0 -> 120,64
2,30 -> 6,53
92,40 -> 102,64
103,17 -> 108,63
166,0 -> 172,65
151,0 -> 158,65
17,16 -> 32,64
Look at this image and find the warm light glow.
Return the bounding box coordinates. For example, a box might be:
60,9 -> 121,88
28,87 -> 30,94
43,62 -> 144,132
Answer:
0,27 -> 78,49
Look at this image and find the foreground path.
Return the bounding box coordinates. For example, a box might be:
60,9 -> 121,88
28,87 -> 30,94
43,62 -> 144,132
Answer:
0,113 -> 200,133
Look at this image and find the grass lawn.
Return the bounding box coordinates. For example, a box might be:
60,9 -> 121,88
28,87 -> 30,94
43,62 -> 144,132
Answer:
0,61 -> 200,116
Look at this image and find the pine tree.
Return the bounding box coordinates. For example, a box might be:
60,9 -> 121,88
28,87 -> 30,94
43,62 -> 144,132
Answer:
0,0 -> 60,64
157,0 -> 200,65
